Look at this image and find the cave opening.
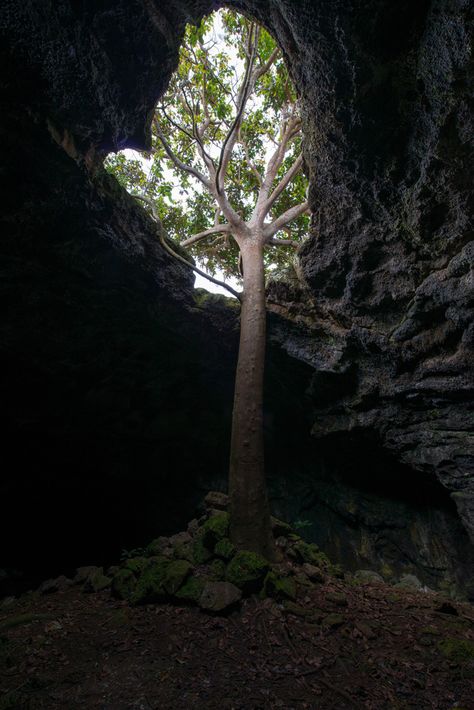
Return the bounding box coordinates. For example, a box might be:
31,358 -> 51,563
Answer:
105,7 -> 309,299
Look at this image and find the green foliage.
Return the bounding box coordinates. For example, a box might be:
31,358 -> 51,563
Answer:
105,9 -> 308,283
292,518 -> 313,531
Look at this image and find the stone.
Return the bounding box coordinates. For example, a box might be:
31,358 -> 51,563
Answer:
106,565 -> 120,577
271,517 -> 293,538
354,620 -> 377,639
175,576 -> 205,604
204,491 -> 229,511
111,569 -> 136,600
123,557 -> 148,576
302,564 -> 325,583
187,518 -> 199,536
164,560 -> 192,595
325,591 -> 348,607
322,613 -> 345,629
201,513 -> 230,549
73,566 -> 102,585
263,572 -> 297,601
38,575 -> 72,595
214,538 -> 235,560
354,570 -> 384,585
169,531 -> 192,547
199,581 -> 241,613
394,574 -> 422,590
290,541 -> 329,568
130,557 -> 170,605
83,571 -> 112,593
145,537 -> 170,557
225,551 -> 270,594
192,530 -> 214,565
210,559 -> 226,581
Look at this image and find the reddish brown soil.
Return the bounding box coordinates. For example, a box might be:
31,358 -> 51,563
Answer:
1,578 -> 474,709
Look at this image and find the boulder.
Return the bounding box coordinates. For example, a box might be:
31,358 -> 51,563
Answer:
204,492 -> 229,511
199,581 -> 241,613
354,570 -> 384,584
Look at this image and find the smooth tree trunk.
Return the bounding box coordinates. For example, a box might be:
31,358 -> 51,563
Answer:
228,237 -> 276,560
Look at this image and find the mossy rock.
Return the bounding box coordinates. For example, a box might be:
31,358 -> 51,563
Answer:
263,572 -> 296,601
130,558 -> 170,605
438,637 -> 474,664
123,557 -> 148,576
214,538 -> 235,560
173,541 -> 194,562
111,569 -> 137,600
164,560 -> 193,595
192,530 -> 214,564
201,513 -> 230,549
83,571 -> 112,593
271,517 -> 293,538
175,576 -> 205,604
145,537 -> 170,557
291,540 -> 329,568
210,559 -> 226,580
226,551 -> 269,594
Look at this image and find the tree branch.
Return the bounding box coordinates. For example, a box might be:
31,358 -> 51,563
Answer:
263,200 -> 309,239
154,122 -> 210,188
215,22 -> 259,194
263,153 -> 303,213
267,238 -> 299,247
135,196 -> 241,301
181,224 -> 230,247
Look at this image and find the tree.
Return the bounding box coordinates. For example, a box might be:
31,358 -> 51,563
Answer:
106,10 -> 309,560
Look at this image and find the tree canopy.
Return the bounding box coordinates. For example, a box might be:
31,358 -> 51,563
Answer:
106,9 -> 308,285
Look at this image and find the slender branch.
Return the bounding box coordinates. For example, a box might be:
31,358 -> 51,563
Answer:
154,122 -> 210,187
239,131 -> 263,186
267,238 -> 299,247
253,115 -> 302,218
263,200 -> 309,239
135,196 -> 241,301
215,22 -> 259,194
263,153 -> 303,212
181,224 -> 230,247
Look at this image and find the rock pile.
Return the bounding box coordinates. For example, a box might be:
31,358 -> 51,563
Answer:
62,492 -> 339,613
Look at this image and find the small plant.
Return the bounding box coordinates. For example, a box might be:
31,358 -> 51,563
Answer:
292,518 -> 313,531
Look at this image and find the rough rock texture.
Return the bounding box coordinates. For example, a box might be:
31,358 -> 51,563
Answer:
0,1 -> 472,595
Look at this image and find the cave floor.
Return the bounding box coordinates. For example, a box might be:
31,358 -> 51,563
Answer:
1,579 -> 474,709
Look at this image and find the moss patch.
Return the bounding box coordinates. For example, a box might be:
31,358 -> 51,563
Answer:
164,560 -> 193,595
130,558 -> 170,605
438,637 -> 474,664
263,572 -> 296,601
226,551 -> 269,593
201,513 -> 230,549
175,577 -> 205,604
111,569 -> 137,600
214,537 -> 235,560
123,557 -> 148,576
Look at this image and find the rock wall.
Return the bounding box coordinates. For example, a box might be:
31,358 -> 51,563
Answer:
1,0 -> 472,595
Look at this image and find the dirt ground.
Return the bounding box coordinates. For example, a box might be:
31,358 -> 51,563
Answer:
2,574 -> 474,710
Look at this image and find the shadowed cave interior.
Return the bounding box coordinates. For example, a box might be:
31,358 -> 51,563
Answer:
1,0 -> 473,606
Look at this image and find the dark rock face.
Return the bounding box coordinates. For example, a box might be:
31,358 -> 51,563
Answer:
1,1 -> 472,595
